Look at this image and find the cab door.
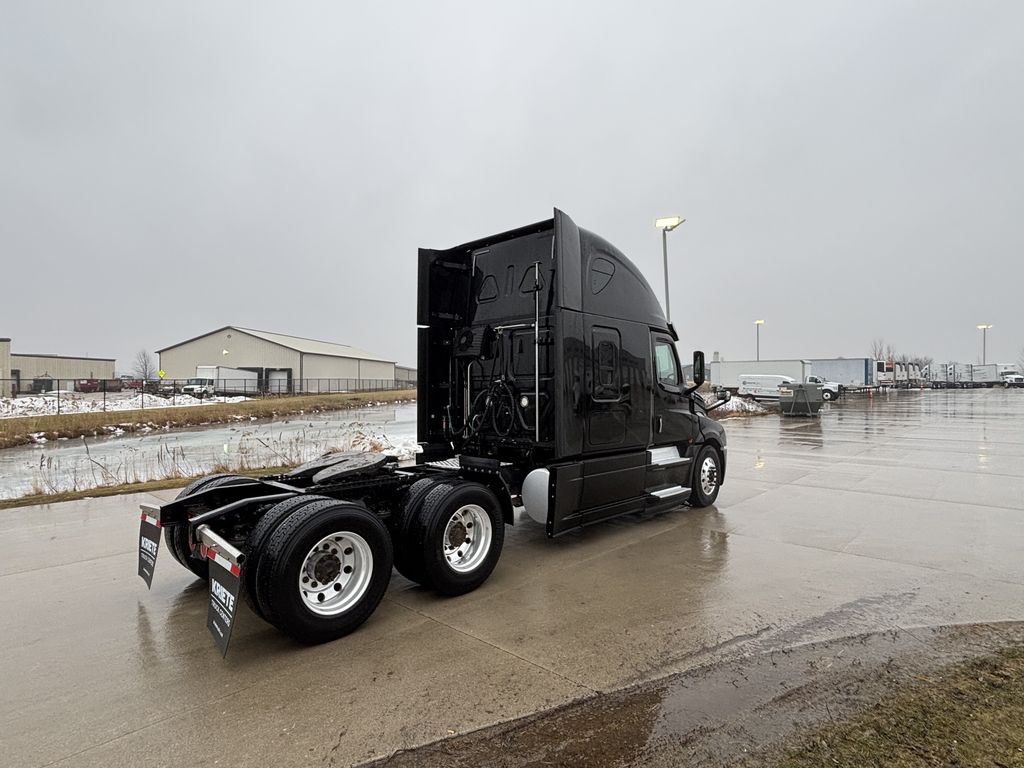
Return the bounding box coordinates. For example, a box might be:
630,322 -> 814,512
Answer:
650,334 -> 700,447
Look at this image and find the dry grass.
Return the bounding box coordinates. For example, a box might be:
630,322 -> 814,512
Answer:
0,390 -> 415,450
0,465 -> 295,511
775,645 -> 1024,767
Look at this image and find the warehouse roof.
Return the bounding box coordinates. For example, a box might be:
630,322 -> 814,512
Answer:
157,326 -> 394,363
12,352 -> 116,362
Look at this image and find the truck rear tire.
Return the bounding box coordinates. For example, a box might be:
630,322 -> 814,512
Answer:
407,481 -> 505,596
390,477 -> 448,586
165,474 -> 251,580
689,445 -> 722,508
255,501 -> 393,645
242,495 -> 330,621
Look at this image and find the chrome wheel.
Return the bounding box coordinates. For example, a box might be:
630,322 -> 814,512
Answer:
442,504 -> 492,574
700,456 -> 719,496
298,531 -> 373,616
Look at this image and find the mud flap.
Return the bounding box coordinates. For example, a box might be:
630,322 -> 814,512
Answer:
196,524 -> 246,657
206,553 -> 241,658
138,509 -> 162,588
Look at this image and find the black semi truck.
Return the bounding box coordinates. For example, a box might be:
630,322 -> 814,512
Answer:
138,209 -> 730,654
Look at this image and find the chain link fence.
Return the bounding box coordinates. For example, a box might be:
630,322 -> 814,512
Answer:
0,377 -> 416,417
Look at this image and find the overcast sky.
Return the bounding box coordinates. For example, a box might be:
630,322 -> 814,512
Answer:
2,1 -> 1022,372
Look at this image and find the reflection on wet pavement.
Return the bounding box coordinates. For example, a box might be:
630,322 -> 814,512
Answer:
1,389 -> 1022,767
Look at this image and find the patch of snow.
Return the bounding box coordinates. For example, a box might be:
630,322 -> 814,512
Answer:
0,392 -> 251,419
703,393 -> 769,415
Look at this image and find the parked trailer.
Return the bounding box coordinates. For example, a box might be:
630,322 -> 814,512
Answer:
876,360 -> 923,388
970,364 -> 1004,388
805,358 -> 875,388
137,209 -> 732,654
928,363 -> 1009,389
189,365 -> 260,396
928,362 -> 968,389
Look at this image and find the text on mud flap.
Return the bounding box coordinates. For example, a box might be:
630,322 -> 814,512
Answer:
211,577 -> 236,615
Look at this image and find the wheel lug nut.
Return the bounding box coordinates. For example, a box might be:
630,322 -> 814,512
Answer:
302,576 -> 309,583
311,581 -> 318,588
465,537 -> 471,544
331,549 -> 338,555
334,584 -> 342,591
344,547 -> 353,555
343,565 -> 353,574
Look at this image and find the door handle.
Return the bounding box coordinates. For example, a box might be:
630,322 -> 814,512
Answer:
656,416 -> 663,433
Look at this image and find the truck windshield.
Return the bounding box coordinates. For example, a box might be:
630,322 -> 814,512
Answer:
187,379 -> 211,385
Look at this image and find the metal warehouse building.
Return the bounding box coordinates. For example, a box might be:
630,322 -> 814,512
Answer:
157,326 -> 411,393
1,338 -> 116,394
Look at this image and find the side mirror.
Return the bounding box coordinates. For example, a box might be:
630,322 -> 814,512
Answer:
692,351 -> 705,388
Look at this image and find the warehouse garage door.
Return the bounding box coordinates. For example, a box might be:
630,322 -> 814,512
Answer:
267,369 -> 291,394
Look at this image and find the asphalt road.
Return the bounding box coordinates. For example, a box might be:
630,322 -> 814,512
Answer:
2,389 -> 1022,767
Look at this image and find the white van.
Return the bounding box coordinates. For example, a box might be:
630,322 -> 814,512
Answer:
738,374 -> 794,400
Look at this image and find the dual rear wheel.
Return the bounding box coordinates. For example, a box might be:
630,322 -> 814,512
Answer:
244,479 -> 504,644
166,475 -> 506,645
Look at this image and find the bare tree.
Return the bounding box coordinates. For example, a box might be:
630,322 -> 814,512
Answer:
911,354 -> 934,374
869,338 -> 886,360
133,349 -> 157,379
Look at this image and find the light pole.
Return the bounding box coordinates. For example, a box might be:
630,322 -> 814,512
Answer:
755,319 -> 765,360
976,324 -> 992,364
655,216 -> 685,322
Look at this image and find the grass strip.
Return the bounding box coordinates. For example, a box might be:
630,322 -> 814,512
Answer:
0,465 -> 296,511
0,390 -> 415,450
776,645 -> 1024,768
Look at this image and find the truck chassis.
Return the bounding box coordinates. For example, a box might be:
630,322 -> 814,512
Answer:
137,209 -> 730,655
138,444 -> 723,654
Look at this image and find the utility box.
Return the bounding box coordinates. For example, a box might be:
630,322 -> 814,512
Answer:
778,383 -> 823,416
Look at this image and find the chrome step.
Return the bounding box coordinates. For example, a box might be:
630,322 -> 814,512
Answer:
648,446 -> 693,467
647,484 -> 690,499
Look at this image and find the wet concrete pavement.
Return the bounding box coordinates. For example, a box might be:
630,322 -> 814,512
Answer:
1,389 -> 1022,767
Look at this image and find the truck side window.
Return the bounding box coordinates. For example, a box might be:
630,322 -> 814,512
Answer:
654,340 -> 679,388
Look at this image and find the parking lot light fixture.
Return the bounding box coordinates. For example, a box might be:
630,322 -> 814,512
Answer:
655,216 -> 685,322
976,324 -> 993,364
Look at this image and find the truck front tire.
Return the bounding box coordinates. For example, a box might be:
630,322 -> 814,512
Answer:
689,445 -> 722,508
407,481 -> 505,596
821,389 -> 835,401
255,501 -> 393,645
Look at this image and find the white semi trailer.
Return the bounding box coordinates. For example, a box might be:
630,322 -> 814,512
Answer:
193,365 -> 259,396
806,358 -> 875,388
